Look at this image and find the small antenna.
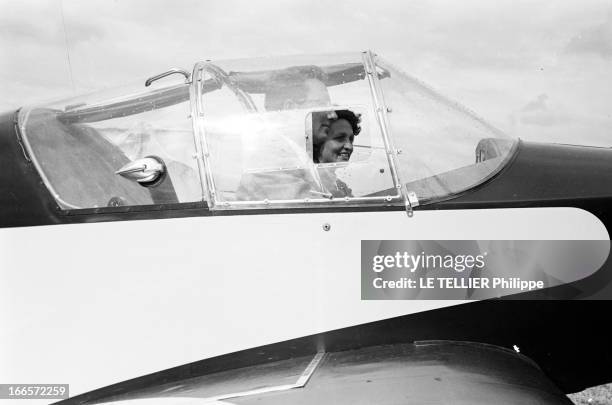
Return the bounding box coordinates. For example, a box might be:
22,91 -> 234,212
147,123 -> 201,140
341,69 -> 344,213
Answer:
59,0 -> 76,92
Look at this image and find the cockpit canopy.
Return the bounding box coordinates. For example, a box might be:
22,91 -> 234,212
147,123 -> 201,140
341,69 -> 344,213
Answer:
18,52 -> 515,211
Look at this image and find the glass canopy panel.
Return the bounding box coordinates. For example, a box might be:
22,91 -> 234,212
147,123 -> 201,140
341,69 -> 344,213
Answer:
18,80 -> 202,209
194,53 -> 398,209
374,56 -> 517,204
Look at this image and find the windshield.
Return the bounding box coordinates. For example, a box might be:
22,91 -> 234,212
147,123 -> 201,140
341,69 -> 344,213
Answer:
374,55 -> 517,204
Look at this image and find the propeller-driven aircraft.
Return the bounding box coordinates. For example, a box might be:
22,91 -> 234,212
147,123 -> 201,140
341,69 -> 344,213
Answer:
1,51 -> 611,404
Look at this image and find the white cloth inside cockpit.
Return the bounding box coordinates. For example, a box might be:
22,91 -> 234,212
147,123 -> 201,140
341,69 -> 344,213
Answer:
236,166 -> 352,201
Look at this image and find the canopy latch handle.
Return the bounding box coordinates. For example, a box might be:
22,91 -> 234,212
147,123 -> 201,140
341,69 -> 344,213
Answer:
145,68 -> 191,87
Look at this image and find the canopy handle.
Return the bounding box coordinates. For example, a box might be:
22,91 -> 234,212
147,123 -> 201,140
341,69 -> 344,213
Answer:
145,68 -> 191,87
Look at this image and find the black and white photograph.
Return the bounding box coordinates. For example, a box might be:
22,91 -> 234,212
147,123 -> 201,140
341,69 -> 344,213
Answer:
1,1 -> 612,404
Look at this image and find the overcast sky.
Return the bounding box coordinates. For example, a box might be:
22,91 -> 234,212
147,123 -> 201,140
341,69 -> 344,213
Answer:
1,0 -> 611,145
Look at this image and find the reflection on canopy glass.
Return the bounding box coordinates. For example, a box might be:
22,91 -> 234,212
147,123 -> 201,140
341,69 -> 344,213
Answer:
18,81 -> 200,209
196,53 -> 397,207
374,55 -> 516,204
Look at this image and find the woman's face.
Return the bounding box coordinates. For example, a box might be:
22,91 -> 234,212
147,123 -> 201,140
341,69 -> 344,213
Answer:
317,119 -> 355,163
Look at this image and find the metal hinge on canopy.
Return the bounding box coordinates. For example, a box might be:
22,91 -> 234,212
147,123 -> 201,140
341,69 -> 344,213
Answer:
405,190 -> 420,217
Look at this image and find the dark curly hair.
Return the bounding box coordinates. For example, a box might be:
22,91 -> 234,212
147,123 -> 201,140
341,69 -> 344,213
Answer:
333,109 -> 361,136
312,109 -> 361,163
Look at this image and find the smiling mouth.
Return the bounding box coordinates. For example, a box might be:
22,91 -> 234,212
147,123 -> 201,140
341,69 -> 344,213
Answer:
337,152 -> 351,161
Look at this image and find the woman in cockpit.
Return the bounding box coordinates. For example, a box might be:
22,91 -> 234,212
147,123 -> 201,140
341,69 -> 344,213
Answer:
235,69 -> 360,201
311,109 -> 361,198
235,107 -> 361,201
